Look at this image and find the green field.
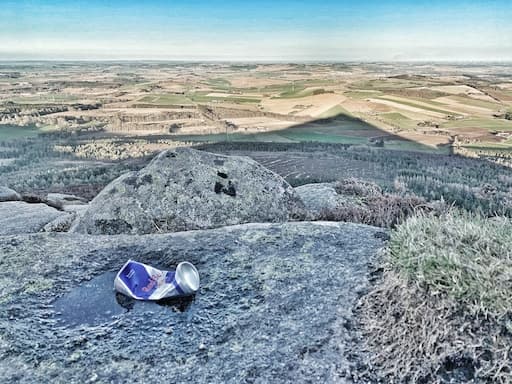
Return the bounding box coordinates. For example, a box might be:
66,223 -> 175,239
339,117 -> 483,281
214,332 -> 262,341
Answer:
187,91 -> 260,104
136,91 -> 261,105
463,142 -> 512,150
383,139 -> 450,153
172,115 -> 375,144
0,124 -> 40,140
445,95 -> 503,110
171,130 -> 369,145
375,95 -> 458,116
349,79 -> 422,91
259,83 -> 306,97
258,79 -> 333,98
378,112 -> 418,130
318,105 -> 352,118
137,94 -> 192,105
9,94 -> 79,104
344,90 -> 383,99
274,87 -> 330,99
442,118 -> 512,131
206,78 -> 232,91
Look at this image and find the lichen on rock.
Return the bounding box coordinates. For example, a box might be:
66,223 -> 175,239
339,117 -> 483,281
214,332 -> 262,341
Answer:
71,148 -> 308,235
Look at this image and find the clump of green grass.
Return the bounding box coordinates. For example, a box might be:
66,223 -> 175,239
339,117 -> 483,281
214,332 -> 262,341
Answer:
389,211 -> 512,317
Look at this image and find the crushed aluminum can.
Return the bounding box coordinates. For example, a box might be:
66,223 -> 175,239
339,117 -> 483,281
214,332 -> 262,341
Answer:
114,260 -> 200,300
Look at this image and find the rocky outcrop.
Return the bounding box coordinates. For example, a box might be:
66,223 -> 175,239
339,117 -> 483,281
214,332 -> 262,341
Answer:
45,193 -> 87,210
0,186 -> 21,202
295,183 -> 341,220
0,201 -> 66,235
72,148 -> 307,235
0,221 -> 386,383
43,213 -> 76,232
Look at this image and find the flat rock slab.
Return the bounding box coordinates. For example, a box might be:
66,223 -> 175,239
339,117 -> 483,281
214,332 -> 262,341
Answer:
0,186 -> 21,202
71,147 -> 307,235
45,193 -> 87,209
0,201 -> 66,235
0,222 -> 386,383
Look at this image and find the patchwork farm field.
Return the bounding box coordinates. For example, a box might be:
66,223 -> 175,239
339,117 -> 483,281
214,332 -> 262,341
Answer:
0,62 -> 511,156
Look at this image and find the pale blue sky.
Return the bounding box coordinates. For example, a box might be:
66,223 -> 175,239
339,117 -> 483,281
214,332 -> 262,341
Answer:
1,0 -> 511,61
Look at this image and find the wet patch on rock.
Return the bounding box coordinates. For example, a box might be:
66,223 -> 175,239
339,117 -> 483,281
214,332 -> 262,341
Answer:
53,272 -> 124,327
0,222 -> 385,383
53,272 -> 195,328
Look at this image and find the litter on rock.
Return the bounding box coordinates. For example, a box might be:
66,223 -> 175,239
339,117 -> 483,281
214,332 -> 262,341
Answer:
114,260 -> 200,300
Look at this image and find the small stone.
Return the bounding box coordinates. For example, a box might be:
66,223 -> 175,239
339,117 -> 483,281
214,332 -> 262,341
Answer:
68,351 -> 81,362
295,183 -> 340,220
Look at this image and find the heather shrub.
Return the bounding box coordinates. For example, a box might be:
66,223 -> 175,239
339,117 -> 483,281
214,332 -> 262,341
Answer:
317,178 -> 442,228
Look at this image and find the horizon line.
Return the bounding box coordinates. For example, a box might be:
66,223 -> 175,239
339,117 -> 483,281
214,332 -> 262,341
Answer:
1,59 -> 512,64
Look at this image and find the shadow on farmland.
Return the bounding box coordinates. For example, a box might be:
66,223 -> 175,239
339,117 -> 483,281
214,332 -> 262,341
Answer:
3,110 -> 512,218
170,112 -> 450,153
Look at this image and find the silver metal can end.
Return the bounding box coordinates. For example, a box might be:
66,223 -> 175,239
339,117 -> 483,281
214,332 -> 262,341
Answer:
174,261 -> 200,295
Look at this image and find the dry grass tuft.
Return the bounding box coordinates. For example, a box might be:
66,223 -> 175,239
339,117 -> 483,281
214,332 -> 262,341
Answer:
334,178 -> 384,198
358,270 -> 512,383
358,212 -> 512,383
